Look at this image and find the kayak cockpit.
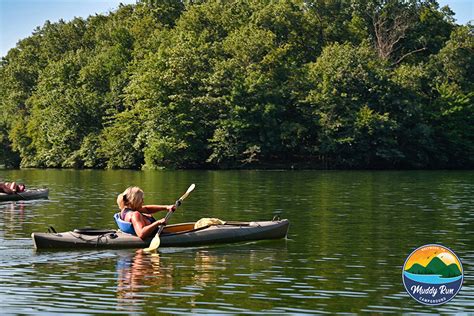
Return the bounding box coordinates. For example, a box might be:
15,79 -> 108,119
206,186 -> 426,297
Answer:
162,222 -> 196,234
161,221 -> 254,235
68,222 -> 220,238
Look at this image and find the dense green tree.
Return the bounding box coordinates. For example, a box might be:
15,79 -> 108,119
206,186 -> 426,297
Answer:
429,25 -> 474,167
303,43 -> 403,167
207,1 -> 322,166
0,0 -> 471,169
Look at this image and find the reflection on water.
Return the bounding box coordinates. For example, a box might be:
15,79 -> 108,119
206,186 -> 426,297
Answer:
1,199 -> 52,240
2,201 -> 25,221
117,250 -> 169,306
0,169 -> 473,313
112,243 -> 293,313
1,202 -> 26,240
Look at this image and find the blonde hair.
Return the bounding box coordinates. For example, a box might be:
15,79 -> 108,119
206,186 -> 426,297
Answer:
117,186 -> 144,211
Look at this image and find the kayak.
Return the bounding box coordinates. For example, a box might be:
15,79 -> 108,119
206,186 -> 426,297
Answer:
0,188 -> 49,201
32,219 -> 289,250
31,219 -> 289,250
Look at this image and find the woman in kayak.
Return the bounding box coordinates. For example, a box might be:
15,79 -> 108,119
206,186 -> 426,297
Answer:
117,186 -> 176,239
0,182 -> 26,194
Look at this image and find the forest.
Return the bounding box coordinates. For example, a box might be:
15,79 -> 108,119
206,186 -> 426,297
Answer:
0,0 -> 472,169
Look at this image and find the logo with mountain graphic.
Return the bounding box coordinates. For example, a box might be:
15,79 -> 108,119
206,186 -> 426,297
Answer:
403,244 -> 463,305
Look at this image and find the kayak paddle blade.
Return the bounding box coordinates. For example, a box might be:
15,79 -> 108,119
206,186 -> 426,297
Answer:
144,235 -> 160,252
179,183 -> 195,202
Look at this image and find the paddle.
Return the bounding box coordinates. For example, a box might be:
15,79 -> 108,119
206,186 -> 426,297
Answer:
144,183 -> 195,252
15,191 -> 26,200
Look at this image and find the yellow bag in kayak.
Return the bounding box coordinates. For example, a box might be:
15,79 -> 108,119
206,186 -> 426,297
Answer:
194,218 -> 226,229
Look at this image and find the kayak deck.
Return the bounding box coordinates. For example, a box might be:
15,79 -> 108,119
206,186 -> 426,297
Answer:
0,188 -> 49,201
32,219 -> 290,250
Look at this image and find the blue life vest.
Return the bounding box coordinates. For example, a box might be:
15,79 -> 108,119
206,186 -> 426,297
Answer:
114,213 -> 136,235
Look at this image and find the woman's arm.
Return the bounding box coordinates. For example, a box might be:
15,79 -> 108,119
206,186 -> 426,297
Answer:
140,204 -> 175,214
130,212 -> 167,239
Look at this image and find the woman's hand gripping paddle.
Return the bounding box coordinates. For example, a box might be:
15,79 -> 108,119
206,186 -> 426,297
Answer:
144,184 -> 195,252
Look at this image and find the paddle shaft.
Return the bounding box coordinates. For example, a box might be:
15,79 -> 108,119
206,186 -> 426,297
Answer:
16,192 -> 26,199
154,188 -> 193,235
145,184 -> 195,251
155,204 -> 176,235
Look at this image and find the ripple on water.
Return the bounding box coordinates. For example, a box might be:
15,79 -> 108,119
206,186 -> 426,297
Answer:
0,169 -> 473,314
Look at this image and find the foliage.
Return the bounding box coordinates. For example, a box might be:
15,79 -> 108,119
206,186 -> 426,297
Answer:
303,43 -> 404,167
0,0 -> 472,169
428,25 -> 474,167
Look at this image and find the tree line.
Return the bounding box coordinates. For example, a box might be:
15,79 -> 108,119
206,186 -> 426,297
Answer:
0,0 -> 472,169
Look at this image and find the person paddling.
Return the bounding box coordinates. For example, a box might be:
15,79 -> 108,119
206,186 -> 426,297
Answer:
117,187 -> 176,239
0,182 -> 26,194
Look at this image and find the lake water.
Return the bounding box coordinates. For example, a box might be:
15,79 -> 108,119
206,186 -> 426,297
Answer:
0,169 -> 473,314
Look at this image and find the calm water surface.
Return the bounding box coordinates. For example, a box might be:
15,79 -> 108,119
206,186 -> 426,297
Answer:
0,170 -> 473,314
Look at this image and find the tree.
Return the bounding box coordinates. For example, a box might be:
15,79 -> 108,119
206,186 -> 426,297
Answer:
351,0 -> 453,65
304,43 -> 402,167
0,0 -> 469,169
429,25 -> 474,167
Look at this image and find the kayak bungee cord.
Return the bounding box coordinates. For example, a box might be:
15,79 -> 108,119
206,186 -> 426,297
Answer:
68,231 -> 118,247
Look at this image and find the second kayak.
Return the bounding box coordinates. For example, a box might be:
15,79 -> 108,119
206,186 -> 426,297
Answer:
0,188 -> 49,201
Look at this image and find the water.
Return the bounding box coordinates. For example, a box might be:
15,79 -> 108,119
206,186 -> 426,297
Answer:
0,169 -> 473,314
